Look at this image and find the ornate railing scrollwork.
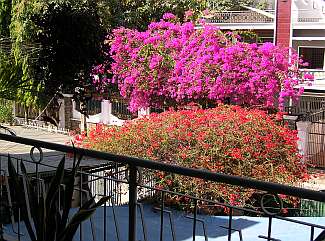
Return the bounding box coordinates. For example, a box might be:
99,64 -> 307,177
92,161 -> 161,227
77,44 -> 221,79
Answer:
260,193 -> 284,216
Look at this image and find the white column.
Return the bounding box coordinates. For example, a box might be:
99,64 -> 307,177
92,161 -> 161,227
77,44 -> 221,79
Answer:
296,121 -> 312,162
101,100 -> 112,124
58,99 -> 65,129
137,108 -> 150,118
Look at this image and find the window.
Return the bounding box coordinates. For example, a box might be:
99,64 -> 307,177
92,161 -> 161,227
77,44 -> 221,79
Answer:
299,47 -> 325,69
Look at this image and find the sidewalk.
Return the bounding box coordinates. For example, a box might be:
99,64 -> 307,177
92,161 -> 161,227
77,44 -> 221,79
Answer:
0,125 -> 72,154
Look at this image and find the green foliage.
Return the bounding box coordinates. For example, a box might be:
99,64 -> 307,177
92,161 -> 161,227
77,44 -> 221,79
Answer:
206,0 -> 256,11
235,30 -> 259,43
8,154 -> 110,241
104,0 -> 265,31
9,0 -> 45,107
256,0 -> 273,10
34,0 -> 106,97
119,0 -> 207,30
5,0 -> 106,107
0,0 -> 11,36
0,50 -> 28,100
0,99 -> 13,124
94,0 -> 208,31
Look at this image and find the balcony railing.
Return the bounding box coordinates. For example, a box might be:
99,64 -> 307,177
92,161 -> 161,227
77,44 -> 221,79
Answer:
301,69 -> 325,82
0,133 -> 325,241
203,11 -> 275,24
295,9 -> 325,23
203,10 -> 325,24
111,98 -> 137,120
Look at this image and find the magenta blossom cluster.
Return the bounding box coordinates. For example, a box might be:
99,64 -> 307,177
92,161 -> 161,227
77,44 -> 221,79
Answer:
93,14 -> 309,112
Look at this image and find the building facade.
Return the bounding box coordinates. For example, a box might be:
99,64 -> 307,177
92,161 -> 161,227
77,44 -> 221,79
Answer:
204,0 -> 325,89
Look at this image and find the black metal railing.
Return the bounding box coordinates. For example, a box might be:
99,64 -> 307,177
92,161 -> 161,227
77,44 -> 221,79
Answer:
75,99 -> 102,116
285,95 -> 325,118
284,106 -> 325,168
0,133 -> 325,241
202,11 -> 274,24
111,99 -> 137,120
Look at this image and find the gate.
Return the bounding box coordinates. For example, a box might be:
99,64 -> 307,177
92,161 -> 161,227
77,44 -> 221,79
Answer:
285,94 -> 325,169
306,110 -> 325,168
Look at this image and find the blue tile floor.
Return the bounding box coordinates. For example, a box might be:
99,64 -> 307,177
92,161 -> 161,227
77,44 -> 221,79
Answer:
4,204 -> 325,241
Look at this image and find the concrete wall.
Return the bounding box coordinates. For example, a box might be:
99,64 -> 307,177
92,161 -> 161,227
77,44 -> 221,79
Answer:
70,99 -> 126,129
60,98 -> 152,131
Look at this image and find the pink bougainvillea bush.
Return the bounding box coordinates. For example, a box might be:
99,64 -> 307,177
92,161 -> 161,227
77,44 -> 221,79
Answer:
75,105 -> 309,210
93,14 -> 310,112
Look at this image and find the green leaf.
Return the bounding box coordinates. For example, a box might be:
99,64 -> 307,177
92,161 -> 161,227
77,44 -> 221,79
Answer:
89,196 -> 111,209
58,153 -> 82,235
8,155 -> 37,241
20,162 -> 41,239
59,209 -> 96,241
59,196 -> 111,241
46,156 -> 65,208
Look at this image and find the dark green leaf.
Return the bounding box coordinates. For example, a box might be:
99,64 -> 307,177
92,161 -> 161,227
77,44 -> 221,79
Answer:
46,156 -> 65,208
8,155 -> 37,241
89,196 -> 111,209
59,153 -> 82,234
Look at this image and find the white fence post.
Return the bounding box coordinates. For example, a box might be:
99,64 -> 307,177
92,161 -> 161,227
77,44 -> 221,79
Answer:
138,108 -> 150,118
101,100 -> 112,125
58,99 -> 65,129
296,121 -> 312,162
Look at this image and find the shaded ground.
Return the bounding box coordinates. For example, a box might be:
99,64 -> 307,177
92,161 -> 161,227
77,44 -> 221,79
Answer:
4,204 -> 325,241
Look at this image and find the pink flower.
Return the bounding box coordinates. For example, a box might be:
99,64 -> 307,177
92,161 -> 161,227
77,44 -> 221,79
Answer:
162,13 -> 176,20
202,9 -> 210,16
92,14 -> 308,112
303,73 -> 314,80
185,10 -> 194,19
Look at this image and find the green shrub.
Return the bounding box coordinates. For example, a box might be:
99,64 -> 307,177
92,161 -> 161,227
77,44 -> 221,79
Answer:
0,101 -> 14,124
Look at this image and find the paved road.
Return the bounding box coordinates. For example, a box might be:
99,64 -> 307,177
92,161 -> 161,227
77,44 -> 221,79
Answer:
0,125 -> 110,174
0,125 -> 72,155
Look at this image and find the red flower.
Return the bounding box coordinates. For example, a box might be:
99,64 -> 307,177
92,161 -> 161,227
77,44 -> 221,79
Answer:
73,105 -> 309,212
229,148 -> 243,160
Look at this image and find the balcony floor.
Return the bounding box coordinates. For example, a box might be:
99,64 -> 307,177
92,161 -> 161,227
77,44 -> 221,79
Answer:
4,204 -> 325,241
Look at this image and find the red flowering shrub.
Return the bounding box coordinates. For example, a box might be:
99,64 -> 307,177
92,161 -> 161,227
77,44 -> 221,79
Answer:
75,105 -> 309,209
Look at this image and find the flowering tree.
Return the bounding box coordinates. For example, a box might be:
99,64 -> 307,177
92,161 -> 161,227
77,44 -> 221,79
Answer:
75,105 -> 309,209
93,14 -> 310,112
